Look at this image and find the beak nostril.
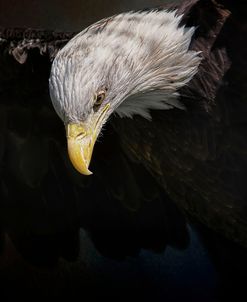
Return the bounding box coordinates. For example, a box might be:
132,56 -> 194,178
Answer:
76,132 -> 86,140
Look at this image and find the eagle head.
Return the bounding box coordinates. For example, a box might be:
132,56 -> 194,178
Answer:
49,10 -> 201,175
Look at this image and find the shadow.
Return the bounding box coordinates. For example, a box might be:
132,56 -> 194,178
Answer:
0,113 -> 190,301
0,117 -> 190,265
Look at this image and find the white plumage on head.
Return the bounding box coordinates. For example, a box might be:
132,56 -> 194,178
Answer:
49,9 -> 201,123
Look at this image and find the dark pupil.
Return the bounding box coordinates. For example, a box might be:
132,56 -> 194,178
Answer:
95,92 -> 105,106
96,95 -> 103,104
93,93 -> 105,112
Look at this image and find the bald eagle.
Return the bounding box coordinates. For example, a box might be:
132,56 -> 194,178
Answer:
49,7 -> 202,175
1,0 -> 247,248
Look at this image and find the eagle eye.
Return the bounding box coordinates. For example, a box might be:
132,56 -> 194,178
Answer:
93,90 -> 106,111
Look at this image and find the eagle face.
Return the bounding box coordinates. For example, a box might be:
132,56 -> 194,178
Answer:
49,10 -> 201,175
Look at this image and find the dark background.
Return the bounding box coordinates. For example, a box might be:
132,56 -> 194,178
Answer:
0,0 -> 174,31
1,0 -> 247,301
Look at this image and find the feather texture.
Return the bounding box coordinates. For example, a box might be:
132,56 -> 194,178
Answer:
49,10 -> 201,123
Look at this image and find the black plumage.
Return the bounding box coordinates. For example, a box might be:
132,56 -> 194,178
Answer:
0,0 -> 247,251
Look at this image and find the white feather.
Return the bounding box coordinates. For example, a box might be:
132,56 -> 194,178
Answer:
49,10 -> 201,123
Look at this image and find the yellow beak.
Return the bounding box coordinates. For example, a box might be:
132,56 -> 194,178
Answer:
66,104 -> 110,175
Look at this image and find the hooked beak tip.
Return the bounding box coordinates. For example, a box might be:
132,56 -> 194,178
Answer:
67,131 -> 95,176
